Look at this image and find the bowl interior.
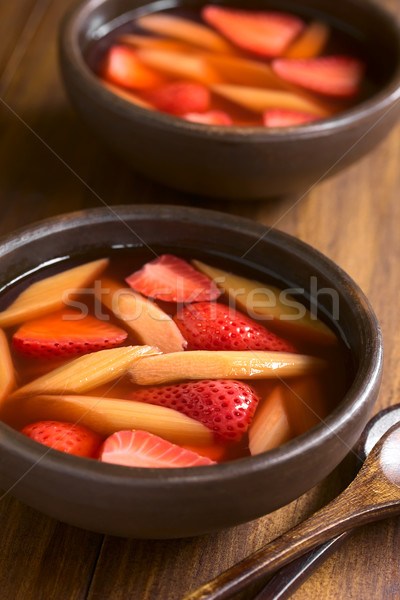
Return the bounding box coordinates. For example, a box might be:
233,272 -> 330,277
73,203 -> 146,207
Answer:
73,0 -> 400,111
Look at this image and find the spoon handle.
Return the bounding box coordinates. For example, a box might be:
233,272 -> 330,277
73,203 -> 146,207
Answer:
183,429 -> 400,600
252,533 -> 350,600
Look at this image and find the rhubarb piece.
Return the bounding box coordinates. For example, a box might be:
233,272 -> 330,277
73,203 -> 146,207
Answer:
136,48 -> 221,84
96,277 -> 186,354
283,376 -> 328,435
17,394 -> 213,445
249,386 -> 292,455
202,5 -> 304,57
11,345 -> 160,399
174,302 -> 296,352
126,254 -> 221,303
100,430 -> 215,468
12,308 -> 127,359
118,34 -> 198,54
136,13 -> 233,53
147,81 -> 210,116
285,21 -> 330,59
205,54 -> 286,88
0,258 -> 109,328
0,329 -> 15,404
131,379 -> 259,441
101,79 -> 154,108
21,420 -> 103,458
129,350 -> 325,385
183,110 -> 232,125
263,109 -> 319,127
103,45 -> 164,89
192,260 -> 337,345
272,55 -> 364,98
211,84 -> 331,117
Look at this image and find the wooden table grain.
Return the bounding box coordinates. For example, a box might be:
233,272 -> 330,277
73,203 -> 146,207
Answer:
1,1 -> 400,598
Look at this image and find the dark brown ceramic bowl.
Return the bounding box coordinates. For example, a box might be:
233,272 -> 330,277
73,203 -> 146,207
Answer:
58,0 -> 400,199
0,205 -> 382,538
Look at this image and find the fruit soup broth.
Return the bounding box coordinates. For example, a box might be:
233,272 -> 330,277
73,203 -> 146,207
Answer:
84,4 -> 382,127
0,250 -> 352,465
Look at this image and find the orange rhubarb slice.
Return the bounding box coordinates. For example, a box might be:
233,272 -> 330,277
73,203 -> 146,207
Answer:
0,259 -> 109,329
96,277 -> 186,354
129,350 -> 325,385
192,261 -> 337,346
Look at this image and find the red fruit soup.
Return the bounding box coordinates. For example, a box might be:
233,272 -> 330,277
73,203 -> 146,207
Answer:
84,4 -> 381,127
0,250 -> 353,467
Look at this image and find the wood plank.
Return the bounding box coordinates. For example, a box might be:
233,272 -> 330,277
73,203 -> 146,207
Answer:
0,493 -> 102,600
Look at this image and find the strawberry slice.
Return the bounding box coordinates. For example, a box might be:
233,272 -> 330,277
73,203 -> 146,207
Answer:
272,56 -> 364,98
99,429 -> 215,467
202,6 -> 304,57
125,254 -> 222,303
103,45 -> 164,90
174,302 -> 296,352
263,109 -> 319,127
21,420 -> 103,458
183,110 -> 232,125
147,81 -> 210,116
131,379 -> 259,441
12,308 -> 128,359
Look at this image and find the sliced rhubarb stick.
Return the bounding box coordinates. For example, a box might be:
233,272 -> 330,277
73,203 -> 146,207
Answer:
17,394 -> 213,445
119,34 -> 199,54
96,277 -> 186,354
283,376 -> 328,435
285,21 -> 330,59
129,351 -> 325,385
136,48 -> 221,84
0,258 -> 109,329
0,329 -> 15,404
136,13 -> 234,53
205,54 -> 287,89
192,260 -> 337,346
249,386 -> 293,455
211,84 -> 331,117
11,345 -> 160,399
101,79 -> 154,108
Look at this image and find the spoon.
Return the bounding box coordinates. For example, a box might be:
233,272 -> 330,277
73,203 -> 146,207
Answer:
184,404 -> 400,600
253,403 -> 400,600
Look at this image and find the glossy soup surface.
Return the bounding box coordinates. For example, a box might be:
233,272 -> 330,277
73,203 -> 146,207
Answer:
84,4 -> 381,127
0,250 -> 353,466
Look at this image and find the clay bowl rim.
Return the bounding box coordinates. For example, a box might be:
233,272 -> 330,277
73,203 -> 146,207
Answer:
0,205 -> 383,487
59,0 -> 400,142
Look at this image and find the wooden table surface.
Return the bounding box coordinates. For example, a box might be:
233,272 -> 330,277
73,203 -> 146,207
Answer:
1,1 -> 400,598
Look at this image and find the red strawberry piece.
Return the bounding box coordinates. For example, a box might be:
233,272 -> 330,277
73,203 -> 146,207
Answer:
103,45 -> 164,89
100,429 -> 215,468
125,254 -> 222,303
147,81 -> 210,116
183,110 -> 232,125
12,308 -> 127,359
21,421 -> 103,458
263,109 -> 319,127
131,379 -> 259,441
272,56 -> 364,98
202,6 -> 304,58
174,302 -> 296,352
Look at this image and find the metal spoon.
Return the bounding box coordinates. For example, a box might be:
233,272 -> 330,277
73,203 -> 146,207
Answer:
184,404 -> 400,600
